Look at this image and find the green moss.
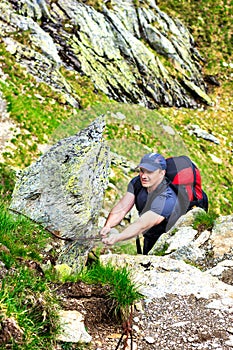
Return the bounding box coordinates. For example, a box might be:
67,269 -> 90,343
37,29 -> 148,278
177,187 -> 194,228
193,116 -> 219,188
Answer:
59,67 -> 110,109
170,228 -> 178,236
153,242 -> 169,256
78,0 -> 105,12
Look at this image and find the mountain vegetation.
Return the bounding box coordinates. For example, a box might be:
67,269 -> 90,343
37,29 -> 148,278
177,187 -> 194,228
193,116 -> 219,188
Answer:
0,0 -> 232,215
0,0 -> 232,348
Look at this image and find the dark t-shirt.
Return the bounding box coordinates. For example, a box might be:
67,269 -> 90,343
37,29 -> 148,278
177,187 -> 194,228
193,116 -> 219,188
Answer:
127,175 -> 182,236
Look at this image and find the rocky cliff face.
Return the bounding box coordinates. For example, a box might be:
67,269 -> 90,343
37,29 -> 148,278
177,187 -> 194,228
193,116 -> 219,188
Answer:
0,0 -> 212,109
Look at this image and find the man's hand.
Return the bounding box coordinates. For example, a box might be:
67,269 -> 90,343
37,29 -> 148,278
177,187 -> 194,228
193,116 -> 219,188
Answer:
100,225 -> 111,237
102,210 -> 165,247
102,233 -> 119,246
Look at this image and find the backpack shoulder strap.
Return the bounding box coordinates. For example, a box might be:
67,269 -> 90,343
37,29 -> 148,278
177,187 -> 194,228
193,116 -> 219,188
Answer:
141,179 -> 169,215
191,161 -> 197,201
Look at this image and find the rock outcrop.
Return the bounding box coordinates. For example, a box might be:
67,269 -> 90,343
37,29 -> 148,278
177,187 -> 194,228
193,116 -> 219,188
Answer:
0,0 -> 212,109
150,207 -> 233,265
9,116 -> 110,249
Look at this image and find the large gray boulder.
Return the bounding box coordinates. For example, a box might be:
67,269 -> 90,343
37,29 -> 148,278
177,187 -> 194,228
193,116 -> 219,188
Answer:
10,116 -> 110,246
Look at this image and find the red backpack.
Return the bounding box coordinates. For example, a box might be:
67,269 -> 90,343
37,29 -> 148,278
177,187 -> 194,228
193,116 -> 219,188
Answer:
165,155 -> 208,212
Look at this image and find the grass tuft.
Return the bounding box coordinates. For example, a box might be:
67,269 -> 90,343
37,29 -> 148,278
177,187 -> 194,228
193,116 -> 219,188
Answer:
79,261 -> 142,319
45,260 -> 142,320
192,211 -> 217,232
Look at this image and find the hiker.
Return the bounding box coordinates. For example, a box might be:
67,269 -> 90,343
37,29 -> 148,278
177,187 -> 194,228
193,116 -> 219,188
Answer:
101,153 -> 183,255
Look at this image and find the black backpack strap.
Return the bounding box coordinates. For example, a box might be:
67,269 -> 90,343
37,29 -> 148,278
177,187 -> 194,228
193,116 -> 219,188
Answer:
188,190 -> 208,212
133,177 -> 143,254
191,162 -> 198,201
136,236 -> 142,254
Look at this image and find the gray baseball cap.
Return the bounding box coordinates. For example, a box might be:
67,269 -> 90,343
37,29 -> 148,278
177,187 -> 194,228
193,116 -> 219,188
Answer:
138,153 -> 167,171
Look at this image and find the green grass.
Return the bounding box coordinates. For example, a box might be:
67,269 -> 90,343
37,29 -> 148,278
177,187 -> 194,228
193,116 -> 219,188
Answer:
44,258 -> 142,319
0,267 -> 60,350
0,163 -> 16,202
0,205 -> 141,347
0,42 -> 110,167
0,204 -> 51,268
158,0 -> 232,75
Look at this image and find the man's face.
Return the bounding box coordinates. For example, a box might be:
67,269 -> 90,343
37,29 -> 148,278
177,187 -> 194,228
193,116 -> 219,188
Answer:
139,167 -> 165,190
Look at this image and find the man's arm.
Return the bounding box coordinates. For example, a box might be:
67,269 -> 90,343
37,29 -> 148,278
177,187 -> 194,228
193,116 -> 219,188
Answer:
100,192 -> 135,236
102,210 -> 165,245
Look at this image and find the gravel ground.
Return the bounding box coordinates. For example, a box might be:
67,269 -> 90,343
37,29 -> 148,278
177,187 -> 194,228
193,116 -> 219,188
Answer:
131,294 -> 233,350
55,282 -> 233,350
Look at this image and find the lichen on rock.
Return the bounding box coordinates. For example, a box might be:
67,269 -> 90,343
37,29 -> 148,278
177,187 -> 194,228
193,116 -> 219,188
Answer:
10,116 -> 110,248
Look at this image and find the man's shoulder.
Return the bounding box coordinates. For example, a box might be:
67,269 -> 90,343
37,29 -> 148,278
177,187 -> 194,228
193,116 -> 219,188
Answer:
127,175 -> 141,195
129,175 -> 142,196
130,174 -> 140,185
